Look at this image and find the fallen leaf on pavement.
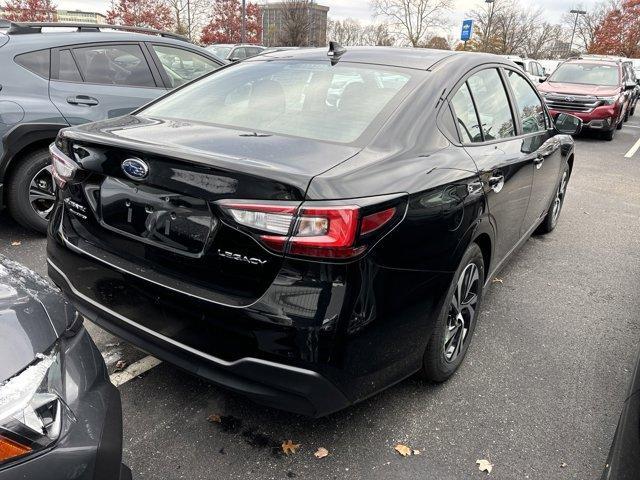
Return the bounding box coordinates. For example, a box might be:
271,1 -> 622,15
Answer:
394,444 -> 412,457
492,277 -> 503,284
477,459 -> 493,474
413,449 -> 421,455
114,360 -> 127,371
282,440 -> 300,455
560,462 -> 568,468
314,447 -> 329,459
11,241 -> 21,246
207,414 -> 221,423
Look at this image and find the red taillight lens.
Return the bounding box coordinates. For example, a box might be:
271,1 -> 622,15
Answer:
49,144 -> 77,189
220,200 -> 401,259
361,207 -> 396,235
288,206 -> 362,258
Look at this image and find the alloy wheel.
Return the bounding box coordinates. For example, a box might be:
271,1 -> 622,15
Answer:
551,171 -> 568,227
29,164 -> 57,220
444,263 -> 479,362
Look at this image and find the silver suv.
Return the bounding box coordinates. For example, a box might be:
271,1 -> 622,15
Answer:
0,22 -> 224,233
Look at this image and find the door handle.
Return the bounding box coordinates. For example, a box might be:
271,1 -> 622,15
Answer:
66,95 -> 99,106
488,174 -> 505,193
534,154 -> 545,169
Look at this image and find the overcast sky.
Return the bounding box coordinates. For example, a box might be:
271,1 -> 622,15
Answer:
59,0 -> 603,38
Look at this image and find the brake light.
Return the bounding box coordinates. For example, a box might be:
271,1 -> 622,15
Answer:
220,201 -> 400,259
288,206 -> 362,258
49,144 -> 77,189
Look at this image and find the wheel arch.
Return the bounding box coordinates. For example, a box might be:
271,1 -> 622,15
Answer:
1,123 -> 67,206
473,232 -> 492,277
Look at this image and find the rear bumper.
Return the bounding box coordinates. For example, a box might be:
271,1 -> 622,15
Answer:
48,203 -> 452,417
0,328 -> 127,480
48,257 -> 350,417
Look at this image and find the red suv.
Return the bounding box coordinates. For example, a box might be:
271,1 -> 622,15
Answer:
538,58 -> 636,140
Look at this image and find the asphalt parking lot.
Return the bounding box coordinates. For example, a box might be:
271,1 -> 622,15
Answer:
1,125 -> 639,479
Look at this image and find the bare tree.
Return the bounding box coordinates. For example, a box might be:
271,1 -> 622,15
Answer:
469,0 -> 548,55
561,1 -> 617,52
362,22 -> 395,46
328,18 -> 396,46
278,0 -> 314,46
164,0 -> 209,41
328,18 -> 364,45
371,0 -> 453,47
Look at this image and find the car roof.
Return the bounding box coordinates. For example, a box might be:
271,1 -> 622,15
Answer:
250,46 -> 506,71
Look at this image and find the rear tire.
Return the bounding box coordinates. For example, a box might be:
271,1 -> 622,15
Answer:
536,163 -> 570,235
421,243 -> 485,383
616,118 -> 623,130
7,148 -> 55,234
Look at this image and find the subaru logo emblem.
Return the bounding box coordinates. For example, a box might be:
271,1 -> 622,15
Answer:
121,158 -> 149,180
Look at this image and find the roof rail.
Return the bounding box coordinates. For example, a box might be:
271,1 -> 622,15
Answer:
578,54 -> 628,63
6,22 -> 189,42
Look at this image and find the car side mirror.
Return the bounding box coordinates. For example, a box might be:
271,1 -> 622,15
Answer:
554,112 -> 582,136
230,57 -> 240,62
539,77 -> 547,83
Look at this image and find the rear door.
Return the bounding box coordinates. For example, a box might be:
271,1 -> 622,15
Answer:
504,68 -> 562,230
450,67 -> 534,264
49,42 -> 165,125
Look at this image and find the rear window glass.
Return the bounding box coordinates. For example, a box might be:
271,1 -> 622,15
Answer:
549,63 -> 619,86
15,49 -> 50,79
141,61 -> 414,144
72,44 -> 155,87
58,49 -> 82,82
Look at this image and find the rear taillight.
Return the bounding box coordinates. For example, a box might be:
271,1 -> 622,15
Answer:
219,197 -> 404,260
49,144 -> 78,189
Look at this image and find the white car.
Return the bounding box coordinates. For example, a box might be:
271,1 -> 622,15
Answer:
501,55 -> 547,83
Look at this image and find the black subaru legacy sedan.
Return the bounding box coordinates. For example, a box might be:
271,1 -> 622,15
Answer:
46,46 -> 581,417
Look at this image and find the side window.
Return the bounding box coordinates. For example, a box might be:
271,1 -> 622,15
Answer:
233,48 -> 247,60
15,49 -> 50,79
151,44 -> 220,88
58,49 -> 82,82
466,69 -> 515,141
72,44 -> 155,87
506,69 -> 546,134
450,83 -> 482,143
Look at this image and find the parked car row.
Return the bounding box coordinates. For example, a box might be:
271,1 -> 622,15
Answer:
505,54 -> 640,141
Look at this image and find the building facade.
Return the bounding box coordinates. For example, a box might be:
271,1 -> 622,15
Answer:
261,2 -> 329,47
56,10 -> 106,24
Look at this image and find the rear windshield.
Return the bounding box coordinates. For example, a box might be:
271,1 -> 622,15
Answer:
140,60 -> 414,144
549,62 -> 619,86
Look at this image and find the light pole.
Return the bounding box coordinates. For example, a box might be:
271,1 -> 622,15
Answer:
569,9 -> 587,55
241,0 -> 246,43
485,0 -> 495,53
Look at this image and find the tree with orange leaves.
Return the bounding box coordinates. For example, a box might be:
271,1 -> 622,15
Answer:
589,0 -> 640,57
106,0 -> 174,31
200,0 -> 262,45
1,0 -> 56,21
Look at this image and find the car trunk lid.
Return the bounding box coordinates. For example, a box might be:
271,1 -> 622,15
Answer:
57,116 -> 361,307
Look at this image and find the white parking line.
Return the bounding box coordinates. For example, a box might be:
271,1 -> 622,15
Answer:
109,355 -> 162,387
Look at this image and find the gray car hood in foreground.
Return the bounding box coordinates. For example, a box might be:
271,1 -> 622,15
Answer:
0,256 -> 75,382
